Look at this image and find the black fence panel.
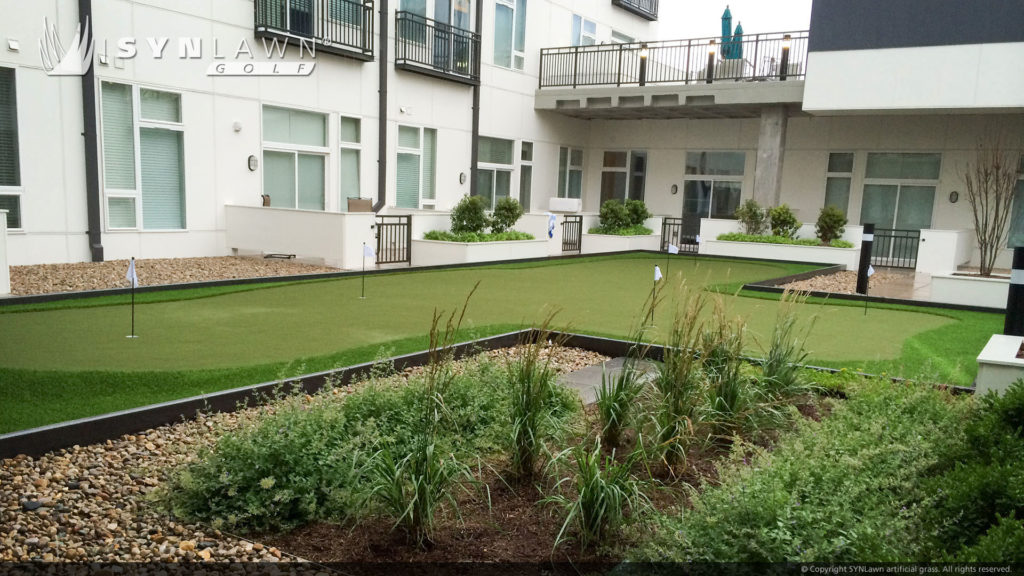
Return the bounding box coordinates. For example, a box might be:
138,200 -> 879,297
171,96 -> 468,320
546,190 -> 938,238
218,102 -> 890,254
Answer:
871,228 -> 920,269
562,215 -> 582,252
376,215 -> 411,265
661,217 -> 699,253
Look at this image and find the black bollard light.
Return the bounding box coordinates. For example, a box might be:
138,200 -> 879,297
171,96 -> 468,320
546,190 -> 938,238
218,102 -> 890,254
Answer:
856,223 -> 874,295
1004,247 -> 1024,336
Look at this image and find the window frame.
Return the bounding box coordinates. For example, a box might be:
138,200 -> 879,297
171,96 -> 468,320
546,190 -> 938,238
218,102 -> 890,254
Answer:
494,0 -> 527,71
477,136 -> 515,210
339,115 -> 362,210
557,146 -> 584,199
681,150 -> 746,221
261,104 -> 330,211
0,66 -> 23,231
396,124 -> 437,210
859,151 -> 942,230
600,149 -> 647,204
571,14 -> 597,46
100,81 -> 186,231
519,140 -> 533,212
823,151 -> 855,216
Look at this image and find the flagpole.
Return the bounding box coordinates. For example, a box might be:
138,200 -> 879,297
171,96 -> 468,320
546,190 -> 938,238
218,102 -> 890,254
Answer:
361,242 -> 366,300
131,282 -> 135,337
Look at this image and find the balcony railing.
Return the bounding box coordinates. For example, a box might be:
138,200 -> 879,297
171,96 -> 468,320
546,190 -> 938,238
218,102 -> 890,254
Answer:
539,31 -> 808,89
255,0 -> 374,61
611,0 -> 658,21
395,11 -> 480,86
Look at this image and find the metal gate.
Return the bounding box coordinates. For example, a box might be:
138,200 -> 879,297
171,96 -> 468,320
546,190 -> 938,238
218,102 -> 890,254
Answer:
661,217 -> 699,253
562,215 -> 582,252
871,228 -> 920,269
375,215 -> 411,265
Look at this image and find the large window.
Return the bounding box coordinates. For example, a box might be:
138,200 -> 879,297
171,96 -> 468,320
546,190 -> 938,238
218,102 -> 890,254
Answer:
600,150 -> 646,204
339,116 -> 361,209
0,67 -> 21,229
571,15 -> 596,46
682,151 -> 745,236
860,152 -> 940,231
262,106 -> 328,211
557,147 -> 583,199
494,0 -> 527,70
101,82 -> 185,230
477,136 -> 514,210
823,152 -> 854,216
397,125 -> 437,209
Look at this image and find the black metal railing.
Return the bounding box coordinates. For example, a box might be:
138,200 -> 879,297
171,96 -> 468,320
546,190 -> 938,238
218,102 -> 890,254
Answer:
870,228 -> 920,269
661,218 -> 699,253
395,11 -> 480,86
376,215 -> 411,265
539,31 -> 808,89
254,0 -> 374,61
562,215 -> 582,252
611,0 -> 658,21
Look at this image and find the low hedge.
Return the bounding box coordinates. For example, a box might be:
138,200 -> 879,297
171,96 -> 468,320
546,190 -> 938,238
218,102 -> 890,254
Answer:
587,225 -> 654,236
423,230 -> 535,242
717,232 -> 853,249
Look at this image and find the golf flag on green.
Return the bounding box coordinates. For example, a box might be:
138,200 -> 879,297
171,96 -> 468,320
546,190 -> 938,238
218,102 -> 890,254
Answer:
126,258 -> 139,288
363,243 -> 375,259
668,244 -> 679,254
654,265 -> 663,282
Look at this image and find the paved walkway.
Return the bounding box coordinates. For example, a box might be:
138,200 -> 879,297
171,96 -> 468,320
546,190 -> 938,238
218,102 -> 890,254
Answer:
558,357 -> 657,404
869,268 -> 934,301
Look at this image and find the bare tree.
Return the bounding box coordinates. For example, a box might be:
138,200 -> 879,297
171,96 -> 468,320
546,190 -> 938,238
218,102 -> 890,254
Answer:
962,137 -> 1022,276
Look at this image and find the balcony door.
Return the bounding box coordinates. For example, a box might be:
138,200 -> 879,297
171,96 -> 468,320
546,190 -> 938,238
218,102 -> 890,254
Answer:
432,0 -> 472,74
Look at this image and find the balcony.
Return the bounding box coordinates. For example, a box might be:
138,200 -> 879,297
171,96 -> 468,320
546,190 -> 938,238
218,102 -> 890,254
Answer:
539,31 -> 808,88
611,0 -> 658,21
254,0 -> 374,62
395,11 -> 480,86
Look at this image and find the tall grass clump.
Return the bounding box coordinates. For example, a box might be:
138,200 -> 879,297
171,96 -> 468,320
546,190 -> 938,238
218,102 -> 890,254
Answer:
700,298 -> 753,437
760,290 -> 817,399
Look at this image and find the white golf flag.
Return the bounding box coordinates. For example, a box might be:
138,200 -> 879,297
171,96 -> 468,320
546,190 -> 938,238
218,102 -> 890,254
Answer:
867,265 -> 875,277
363,243 -> 375,258
654,265 -> 663,282
125,258 -> 139,289
668,244 -> 680,255
695,234 -> 702,244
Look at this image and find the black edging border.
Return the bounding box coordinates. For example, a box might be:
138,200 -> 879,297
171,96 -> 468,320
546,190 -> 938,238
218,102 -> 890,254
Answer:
743,278 -> 1006,314
0,330 -> 973,460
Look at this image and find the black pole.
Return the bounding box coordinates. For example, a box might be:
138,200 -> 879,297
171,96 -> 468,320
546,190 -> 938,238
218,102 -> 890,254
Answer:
80,0 -> 103,262
1004,247 -> 1024,336
779,35 -> 791,81
856,223 -> 874,295
639,44 -> 648,87
469,0 -> 483,198
705,43 -> 716,84
373,0 -> 389,212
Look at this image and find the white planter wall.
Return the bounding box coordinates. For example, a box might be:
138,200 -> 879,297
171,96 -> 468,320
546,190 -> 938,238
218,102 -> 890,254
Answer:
930,273 -> 1009,308
976,335 -> 1024,395
700,240 -> 861,270
581,234 -> 662,255
410,239 -> 549,267
916,229 -> 974,275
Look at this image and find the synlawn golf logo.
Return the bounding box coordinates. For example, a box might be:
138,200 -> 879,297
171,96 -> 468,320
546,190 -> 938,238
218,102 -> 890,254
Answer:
39,17 -> 316,78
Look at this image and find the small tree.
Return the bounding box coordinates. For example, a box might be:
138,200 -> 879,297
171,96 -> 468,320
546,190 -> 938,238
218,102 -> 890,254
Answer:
624,199 -> 652,227
599,199 -> 632,230
815,206 -> 847,245
962,138 -> 1021,276
450,195 -> 489,234
734,199 -> 767,235
769,204 -> 800,238
491,198 -> 524,233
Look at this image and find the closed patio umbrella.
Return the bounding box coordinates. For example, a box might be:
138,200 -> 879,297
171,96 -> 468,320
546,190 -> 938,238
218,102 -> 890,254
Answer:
728,22 -> 744,60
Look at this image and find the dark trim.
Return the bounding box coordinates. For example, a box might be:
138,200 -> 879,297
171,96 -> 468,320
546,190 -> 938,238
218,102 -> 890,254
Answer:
393,61 -> 481,86
469,0 -> 482,198
374,0 -> 388,212
253,28 -> 374,62
611,0 -> 658,21
80,0 -> 103,262
809,0 -> 1024,52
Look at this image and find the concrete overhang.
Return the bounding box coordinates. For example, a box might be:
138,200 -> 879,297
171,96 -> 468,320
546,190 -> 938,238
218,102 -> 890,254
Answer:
535,80 -> 806,120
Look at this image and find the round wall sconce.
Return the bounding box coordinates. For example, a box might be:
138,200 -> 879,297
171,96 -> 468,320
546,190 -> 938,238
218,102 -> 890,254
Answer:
248,155 -> 258,172
670,184 -> 679,195
949,190 -> 959,203
459,172 -> 467,185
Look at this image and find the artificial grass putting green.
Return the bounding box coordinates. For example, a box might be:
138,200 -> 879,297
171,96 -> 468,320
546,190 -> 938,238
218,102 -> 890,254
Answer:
0,253 -> 1001,432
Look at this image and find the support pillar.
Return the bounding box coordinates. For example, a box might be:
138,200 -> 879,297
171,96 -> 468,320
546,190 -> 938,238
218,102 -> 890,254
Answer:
752,106 -> 787,207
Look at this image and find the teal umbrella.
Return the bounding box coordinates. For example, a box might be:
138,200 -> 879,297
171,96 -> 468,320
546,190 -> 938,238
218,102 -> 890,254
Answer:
721,5 -> 733,56
728,22 -> 743,60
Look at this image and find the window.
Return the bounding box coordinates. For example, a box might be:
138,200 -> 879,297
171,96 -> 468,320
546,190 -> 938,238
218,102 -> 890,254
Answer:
1007,155 -> 1024,247
600,150 -> 647,204
558,147 -> 583,199
494,0 -> 527,70
571,15 -> 596,46
520,141 -> 533,212
339,116 -> 361,209
262,106 -> 328,211
0,67 -> 21,229
682,151 -> 745,235
477,136 -> 514,210
611,31 -> 634,44
824,152 -> 854,216
397,125 -> 437,209
101,82 -> 185,230
861,152 -> 940,231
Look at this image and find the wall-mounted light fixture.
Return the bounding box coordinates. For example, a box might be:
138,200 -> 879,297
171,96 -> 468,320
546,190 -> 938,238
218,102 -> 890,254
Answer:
949,190 -> 959,203
459,172 -> 467,185
248,155 -> 258,171
780,34 -> 792,81
670,184 -> 679,195
706,40 -> 716,84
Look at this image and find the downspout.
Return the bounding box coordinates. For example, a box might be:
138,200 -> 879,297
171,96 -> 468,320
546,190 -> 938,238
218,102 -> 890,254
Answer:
80,0 -> 103,261
373,0 -> 389,212
468,0 -> 482,198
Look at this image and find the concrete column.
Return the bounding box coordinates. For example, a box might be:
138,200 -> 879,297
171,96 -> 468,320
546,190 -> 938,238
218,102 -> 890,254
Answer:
0,210 -> 9,296
753,106 -> 788,207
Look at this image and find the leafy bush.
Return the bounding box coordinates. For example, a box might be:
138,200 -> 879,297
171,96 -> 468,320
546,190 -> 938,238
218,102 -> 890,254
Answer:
424,230 -> 534,242
769,204 -> 800,238
451,195 -> 489,234
588,224 -> 654,236
734,199 -> 767,235
599,200 -> 632,231
816,205 -> 847,245
490,198 -> 524,233
625,199 -> 652,227
716,232 -> 853,248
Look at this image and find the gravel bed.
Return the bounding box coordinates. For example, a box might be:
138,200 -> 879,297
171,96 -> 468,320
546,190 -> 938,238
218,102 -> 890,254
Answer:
9,257 -> 341,296
0,346 -> 609,563
780,270 -> 901,295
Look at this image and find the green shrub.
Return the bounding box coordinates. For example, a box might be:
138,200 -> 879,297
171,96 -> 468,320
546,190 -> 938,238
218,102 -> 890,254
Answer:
816,205 -> 847,244
625,199 -> 652,227
734,199 -> 767,235
956,514 -> 1024,562
716,232 -> 853,248
451,195 -> 489,234
423,230 -> 534,242
769,204 -> 800,238
588,224 -> 654,236
490,198 -> 524,233
599,200 -> 632,231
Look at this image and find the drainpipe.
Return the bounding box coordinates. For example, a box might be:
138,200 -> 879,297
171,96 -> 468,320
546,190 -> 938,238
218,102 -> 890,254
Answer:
80,0 -> 103,261
468,0 -> 482,198
373,0 -> 389,212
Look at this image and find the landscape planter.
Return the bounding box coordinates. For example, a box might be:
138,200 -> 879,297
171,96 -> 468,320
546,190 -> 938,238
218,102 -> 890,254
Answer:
700,239 -> 861,271
580,233 -> 661,255
976,334 -> 1024,395
410,239 -> 548,267
931,273 -> 1009,309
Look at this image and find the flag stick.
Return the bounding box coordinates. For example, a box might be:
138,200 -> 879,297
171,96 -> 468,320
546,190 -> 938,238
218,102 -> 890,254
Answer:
361,242 -> 366,299
649,278 -> 656,323
130,282 -> 135,337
